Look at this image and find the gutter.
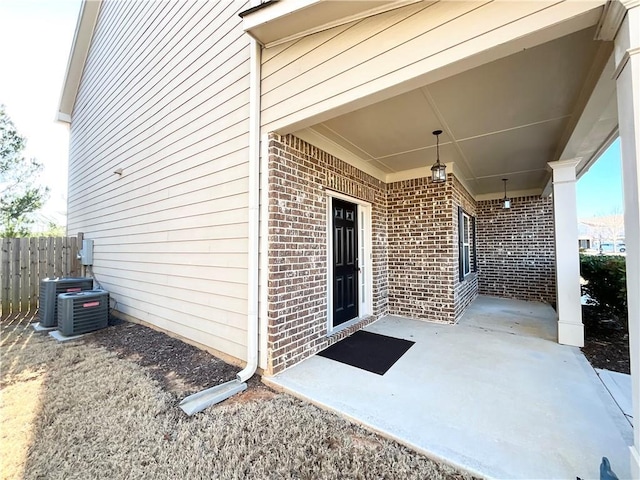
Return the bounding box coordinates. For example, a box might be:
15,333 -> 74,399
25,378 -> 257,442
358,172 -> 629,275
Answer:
179,35 -> 262,416
238,0 -> 278,18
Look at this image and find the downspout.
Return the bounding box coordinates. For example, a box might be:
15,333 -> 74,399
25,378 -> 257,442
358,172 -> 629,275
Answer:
179,35 -> 261,416
237,34 -> 261,383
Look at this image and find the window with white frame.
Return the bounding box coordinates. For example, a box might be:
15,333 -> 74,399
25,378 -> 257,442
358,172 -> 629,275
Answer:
458,207 -> 477,281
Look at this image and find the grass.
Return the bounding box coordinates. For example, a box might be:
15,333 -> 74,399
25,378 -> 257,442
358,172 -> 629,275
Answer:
1,312 -> 474,480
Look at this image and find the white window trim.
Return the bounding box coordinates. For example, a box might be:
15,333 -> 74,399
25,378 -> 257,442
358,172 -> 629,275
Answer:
326,190 -> 373,335
462,211 -> 471,277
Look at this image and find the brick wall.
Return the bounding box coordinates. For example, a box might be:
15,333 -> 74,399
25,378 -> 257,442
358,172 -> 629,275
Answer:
267,134 -> 388,374
387,177 -> 455,322
476,196 -> 556,303
269,135 -> 559,374
452,177 -> 479,319
386,175 -> 478,322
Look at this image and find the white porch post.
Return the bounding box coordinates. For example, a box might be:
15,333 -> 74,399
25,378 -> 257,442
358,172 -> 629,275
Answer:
548,159 -> 583,347
614,2 -> 640,477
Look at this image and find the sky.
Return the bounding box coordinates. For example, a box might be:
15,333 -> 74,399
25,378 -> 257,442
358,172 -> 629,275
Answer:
576,139 -> 624,219
0,0 -> 82,226
0,0 -> 625,228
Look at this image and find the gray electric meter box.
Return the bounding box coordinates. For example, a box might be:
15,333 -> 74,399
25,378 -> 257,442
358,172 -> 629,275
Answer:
80,239 -> 94,266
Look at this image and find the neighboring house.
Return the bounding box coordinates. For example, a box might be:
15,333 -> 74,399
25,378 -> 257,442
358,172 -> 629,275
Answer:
58,1 -> 639,473
580,213 -> 626,250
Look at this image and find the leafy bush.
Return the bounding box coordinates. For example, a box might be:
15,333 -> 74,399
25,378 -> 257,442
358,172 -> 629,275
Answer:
580,254 -> 627,325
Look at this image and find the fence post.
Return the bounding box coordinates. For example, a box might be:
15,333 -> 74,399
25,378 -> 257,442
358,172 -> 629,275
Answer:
54,237 -> 64,278
71,236 -> 80,276
20,238 -> 29,311
47,237 -> 55,279
29,237 -> 37,310
1,238 -> 10,315
38,237 -> 47,282
11,239 -> 20,313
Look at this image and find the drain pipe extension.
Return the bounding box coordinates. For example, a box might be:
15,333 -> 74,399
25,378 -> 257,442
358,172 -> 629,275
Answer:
179,36 -> 261,416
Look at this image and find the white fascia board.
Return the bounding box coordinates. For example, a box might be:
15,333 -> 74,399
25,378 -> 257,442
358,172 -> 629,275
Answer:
57,0 -> 102,123
56,112 -> 72,124
242,0 -> 320,32
575,128 -> 619,179
243,0 -> 421,48
475,189 -> 544,202
595,0 -> 628,41
556,51 -> 620,181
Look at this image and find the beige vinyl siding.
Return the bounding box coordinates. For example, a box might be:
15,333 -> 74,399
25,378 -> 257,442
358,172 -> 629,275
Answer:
67,0 -> 251,361
260,0 -> 603,133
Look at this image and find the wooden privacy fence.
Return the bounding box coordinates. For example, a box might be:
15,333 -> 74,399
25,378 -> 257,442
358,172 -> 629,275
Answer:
1,236 -> 82,315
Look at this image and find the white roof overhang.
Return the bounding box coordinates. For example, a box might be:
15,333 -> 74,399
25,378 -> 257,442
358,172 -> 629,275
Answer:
287,8 -> 622,199
57,0 -> 101,123
240,0 -> 421,48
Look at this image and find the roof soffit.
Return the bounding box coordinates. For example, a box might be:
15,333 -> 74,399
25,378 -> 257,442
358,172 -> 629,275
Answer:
297,24 -> 615,198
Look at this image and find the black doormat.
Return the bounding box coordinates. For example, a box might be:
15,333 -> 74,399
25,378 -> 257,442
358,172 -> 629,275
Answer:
318,330 -> 415,375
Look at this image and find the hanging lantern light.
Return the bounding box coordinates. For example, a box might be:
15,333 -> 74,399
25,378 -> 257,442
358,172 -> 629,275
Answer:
502,178 -> 511,209
430,129 -> 447,184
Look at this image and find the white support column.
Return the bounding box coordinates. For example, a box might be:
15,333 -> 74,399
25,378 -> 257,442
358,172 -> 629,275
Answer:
548,159 -> 583,347
614,2 -> 640,477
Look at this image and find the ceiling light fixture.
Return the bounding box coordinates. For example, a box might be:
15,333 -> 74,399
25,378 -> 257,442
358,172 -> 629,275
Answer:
502,178 -> 511,209
430,129 -> 447,184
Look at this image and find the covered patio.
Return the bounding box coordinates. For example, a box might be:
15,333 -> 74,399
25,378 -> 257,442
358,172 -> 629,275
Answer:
264,295 -> 632,479
244,2 -> 640,476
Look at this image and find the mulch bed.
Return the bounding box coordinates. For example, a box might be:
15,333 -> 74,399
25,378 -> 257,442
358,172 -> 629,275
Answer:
87,315 -> 252,395
580,305 -> 630,374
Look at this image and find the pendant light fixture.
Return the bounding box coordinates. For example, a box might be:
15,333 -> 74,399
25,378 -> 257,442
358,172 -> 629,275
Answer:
502,178 -> 511,209
430,129 -> 447,184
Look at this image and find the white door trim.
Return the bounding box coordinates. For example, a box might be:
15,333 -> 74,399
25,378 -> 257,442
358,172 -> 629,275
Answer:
326,190 -> 373,335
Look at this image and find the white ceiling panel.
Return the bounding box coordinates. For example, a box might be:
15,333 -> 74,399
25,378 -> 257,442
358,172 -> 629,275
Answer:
321,89 -> 441,158
374,142 -> 463,173
426,27 -> 600,140
309,124 -> 375,160
458,117 -> 569,178
297,25 -> 613,197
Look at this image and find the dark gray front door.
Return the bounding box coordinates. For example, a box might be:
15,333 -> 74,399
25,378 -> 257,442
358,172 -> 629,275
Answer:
332,198 -> 358,326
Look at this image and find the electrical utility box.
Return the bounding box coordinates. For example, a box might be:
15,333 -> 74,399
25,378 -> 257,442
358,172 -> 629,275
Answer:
79,239 -> 94,266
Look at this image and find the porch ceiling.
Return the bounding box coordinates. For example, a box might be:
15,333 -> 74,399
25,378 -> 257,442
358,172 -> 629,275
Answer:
295,25 -> 618,198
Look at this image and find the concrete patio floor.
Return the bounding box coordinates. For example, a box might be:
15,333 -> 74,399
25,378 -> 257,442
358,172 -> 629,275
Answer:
264,296 -> 633,480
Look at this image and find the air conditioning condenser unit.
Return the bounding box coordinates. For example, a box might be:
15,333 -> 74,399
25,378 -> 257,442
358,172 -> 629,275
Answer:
39,277 -> 94,327
57,289 -> 109,336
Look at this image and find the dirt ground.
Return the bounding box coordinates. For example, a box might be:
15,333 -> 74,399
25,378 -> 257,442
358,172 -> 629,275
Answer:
580,305 -> 630,374
0,312 -> 477,480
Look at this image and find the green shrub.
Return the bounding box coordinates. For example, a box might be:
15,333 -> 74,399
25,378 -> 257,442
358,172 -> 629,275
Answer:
580,254 -> 627,324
